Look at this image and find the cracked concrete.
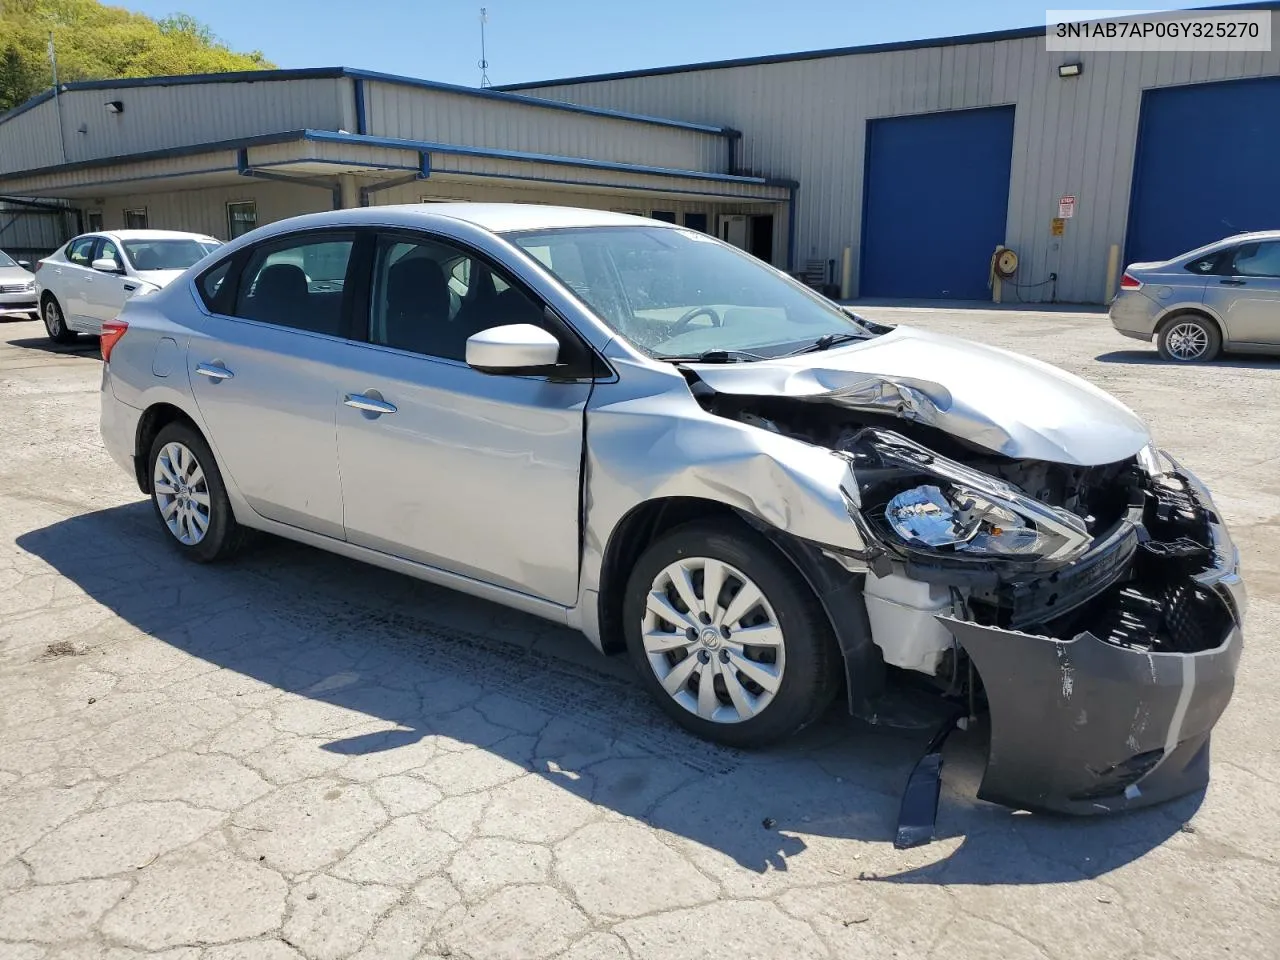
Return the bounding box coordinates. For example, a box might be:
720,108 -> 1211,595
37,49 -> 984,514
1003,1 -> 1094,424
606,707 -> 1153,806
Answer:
1,310 -> 1278,959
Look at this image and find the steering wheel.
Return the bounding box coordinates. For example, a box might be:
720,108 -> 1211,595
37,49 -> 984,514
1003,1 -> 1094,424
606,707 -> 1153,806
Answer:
669,306 -> 722,336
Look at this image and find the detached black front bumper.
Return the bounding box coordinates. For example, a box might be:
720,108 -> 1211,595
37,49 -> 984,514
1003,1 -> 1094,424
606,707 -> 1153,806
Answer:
941,460 -> 1246,815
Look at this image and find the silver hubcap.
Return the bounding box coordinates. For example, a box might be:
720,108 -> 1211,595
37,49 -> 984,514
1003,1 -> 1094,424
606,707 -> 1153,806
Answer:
153,442 -> 211,545
44,302 -> 61,333
1167,322 -> 1209,360
641,557 -> 785,724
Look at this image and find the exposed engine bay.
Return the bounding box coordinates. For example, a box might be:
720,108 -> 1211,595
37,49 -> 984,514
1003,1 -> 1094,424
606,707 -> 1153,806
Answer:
683,368 -> 1244,835
688,382 -> 1234,664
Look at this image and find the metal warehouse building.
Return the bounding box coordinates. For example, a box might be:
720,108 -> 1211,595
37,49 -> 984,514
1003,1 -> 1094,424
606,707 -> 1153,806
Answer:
0,68 -> 792,264
2,9 -> 1278,304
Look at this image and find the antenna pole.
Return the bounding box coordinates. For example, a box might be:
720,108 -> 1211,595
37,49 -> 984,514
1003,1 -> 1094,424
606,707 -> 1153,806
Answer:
49,32 -> 67,162
478,8 -> 491,88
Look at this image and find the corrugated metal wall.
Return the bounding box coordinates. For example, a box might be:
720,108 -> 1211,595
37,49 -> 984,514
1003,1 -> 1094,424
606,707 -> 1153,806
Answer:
0,78 -> 347,177
362,80 -> 725,174
0,203 -> 74,260
517,39 -> 1280,302
88,181 -> 332,239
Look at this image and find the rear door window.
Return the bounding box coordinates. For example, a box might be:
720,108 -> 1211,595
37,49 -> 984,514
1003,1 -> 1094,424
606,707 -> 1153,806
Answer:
1229,241 -> 1280,278
67,237 -> 97,266
231,234 -> 356,336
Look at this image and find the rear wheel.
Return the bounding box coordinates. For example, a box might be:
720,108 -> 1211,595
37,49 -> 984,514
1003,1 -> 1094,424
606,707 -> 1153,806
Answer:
41,295 -> 77,344
147,422 -> 247,563
1157,314 -> 1221,362
622,520 -> 841,747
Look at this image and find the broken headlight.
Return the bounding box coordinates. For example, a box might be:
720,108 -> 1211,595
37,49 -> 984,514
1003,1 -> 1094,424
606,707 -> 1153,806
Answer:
844,429 -> 1091,565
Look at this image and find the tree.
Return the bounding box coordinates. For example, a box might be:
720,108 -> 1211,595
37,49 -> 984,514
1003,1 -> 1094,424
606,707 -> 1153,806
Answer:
0,0 -> 273,113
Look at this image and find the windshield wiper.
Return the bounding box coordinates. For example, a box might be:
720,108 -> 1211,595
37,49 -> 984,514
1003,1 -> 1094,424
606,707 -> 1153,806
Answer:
779,332 -> 866,357
662,348 -> 770,363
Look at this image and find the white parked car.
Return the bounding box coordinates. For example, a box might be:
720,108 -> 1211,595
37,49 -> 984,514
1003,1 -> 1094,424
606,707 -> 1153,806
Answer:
0,248 -> 38,319
36,229 -> 221,342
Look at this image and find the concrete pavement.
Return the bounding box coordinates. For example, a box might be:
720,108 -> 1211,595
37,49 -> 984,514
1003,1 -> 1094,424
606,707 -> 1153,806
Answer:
0,308 -> 1277,959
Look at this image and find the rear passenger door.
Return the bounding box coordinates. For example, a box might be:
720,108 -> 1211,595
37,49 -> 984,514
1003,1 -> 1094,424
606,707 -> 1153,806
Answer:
186,230 -> 362,539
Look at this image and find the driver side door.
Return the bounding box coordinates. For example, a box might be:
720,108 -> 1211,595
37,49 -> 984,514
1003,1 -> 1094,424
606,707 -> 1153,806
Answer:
81,238 -> 137,330
335,229 -> 595,605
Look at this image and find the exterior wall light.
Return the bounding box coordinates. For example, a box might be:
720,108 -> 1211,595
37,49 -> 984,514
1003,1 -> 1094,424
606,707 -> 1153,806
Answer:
105,101 -> 124,113
1058,62 -> 1083,78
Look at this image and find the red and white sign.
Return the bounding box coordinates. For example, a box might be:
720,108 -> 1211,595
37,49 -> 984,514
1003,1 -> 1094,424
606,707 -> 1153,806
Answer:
1059,195 -> 1076,219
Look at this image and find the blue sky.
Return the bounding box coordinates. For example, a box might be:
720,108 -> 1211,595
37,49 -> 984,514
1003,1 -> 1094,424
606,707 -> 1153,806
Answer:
116,0 -> 1109,87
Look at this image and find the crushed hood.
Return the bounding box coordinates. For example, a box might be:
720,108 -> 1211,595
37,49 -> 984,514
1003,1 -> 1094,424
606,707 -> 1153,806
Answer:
687,325 -> 1151,466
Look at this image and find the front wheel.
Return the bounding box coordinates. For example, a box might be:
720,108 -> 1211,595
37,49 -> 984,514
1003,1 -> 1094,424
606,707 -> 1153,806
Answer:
42,296 -> 77,344
622,520 -> 841,748
147,422 -> 248,563
1157,314 -> 1221,362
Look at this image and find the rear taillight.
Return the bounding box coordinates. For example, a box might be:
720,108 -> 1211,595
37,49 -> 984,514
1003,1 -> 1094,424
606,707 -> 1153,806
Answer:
32,260 -> 43,273
100,320 -> 128,363
1120,272 -> 1143,290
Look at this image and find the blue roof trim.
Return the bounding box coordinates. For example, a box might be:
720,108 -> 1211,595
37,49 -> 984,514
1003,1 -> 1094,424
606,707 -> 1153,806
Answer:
0,131 -> 309,182
495,2 -> 1280,88
300,129 -> 797,187
0,65 -> 734,136
0,127 -> 798,191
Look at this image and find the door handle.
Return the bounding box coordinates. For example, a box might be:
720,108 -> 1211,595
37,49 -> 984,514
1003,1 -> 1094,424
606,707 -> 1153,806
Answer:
195,362 -> 234,381
1219,278 -> 1247,286
123,283 -> 138,292
344,393 -> 397,415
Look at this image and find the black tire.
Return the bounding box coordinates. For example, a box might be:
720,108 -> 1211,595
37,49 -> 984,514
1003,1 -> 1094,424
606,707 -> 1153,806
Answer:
147,422 -> 248,563
41,295 -> 77,344
622,519 -> 841,748
1157,313 -> 1221,362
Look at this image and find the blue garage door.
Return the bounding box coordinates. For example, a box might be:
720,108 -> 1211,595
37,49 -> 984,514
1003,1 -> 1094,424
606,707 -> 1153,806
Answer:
860,106 -> 1015,299
1127,77 -> 1280,265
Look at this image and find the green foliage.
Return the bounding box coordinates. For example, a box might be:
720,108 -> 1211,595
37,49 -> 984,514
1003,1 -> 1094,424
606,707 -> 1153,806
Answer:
0,0 -> 274,113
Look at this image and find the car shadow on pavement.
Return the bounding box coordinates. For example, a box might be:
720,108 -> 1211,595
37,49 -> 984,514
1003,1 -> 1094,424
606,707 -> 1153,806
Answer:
17,503 -> 1197,886
1096,349 -> 1280,369
4,335 -> 102,357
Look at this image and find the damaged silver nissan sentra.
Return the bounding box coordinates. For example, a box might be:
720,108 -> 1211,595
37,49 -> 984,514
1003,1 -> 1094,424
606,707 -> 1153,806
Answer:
100,205 -> 1246,832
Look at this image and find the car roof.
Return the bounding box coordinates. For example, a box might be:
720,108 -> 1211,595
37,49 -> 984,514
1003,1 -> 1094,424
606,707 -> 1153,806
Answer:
97,230 -> 220,242
252,203 -> 672,238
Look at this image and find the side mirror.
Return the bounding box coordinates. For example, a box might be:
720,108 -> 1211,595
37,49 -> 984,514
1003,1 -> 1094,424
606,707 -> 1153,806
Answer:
16,260 -> 30,269
466,323 -> 560,374
91,257 -> 121,274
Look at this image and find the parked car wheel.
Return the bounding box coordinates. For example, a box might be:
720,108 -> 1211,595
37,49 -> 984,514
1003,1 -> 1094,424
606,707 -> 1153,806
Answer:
147,422 -> 247,563
1157,313 -> 1221,362
41,295 -> 77,344
622,519 -> 841,747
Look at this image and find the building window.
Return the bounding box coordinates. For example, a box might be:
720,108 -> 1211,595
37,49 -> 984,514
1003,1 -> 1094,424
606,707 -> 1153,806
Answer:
650,210 -> 677,223
227,201 -> 257,239
86,210 -> 104,232
124,208 -> 148,229
683,212 -> 708,233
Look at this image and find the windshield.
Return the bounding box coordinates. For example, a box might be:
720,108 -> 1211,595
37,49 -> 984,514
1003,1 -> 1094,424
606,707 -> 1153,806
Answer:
122,238 -> 221,272
507,226 -> 867,359
0,251 -> 17,268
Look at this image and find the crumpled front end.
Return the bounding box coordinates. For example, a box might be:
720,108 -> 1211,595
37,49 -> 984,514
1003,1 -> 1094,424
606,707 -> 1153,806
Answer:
839,428 -> 1245,816
944,457 -> 1244,814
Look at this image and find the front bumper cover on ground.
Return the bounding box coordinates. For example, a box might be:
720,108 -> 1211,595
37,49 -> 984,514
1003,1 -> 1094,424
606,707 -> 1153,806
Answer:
942,461 -> 1245,816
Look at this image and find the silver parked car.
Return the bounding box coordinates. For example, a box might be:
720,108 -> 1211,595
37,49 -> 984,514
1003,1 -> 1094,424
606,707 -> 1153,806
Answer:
100,204 -> 1245,826
0,248 -> 38,319
36,229 -> 221,342
1110,230 -> 1280,361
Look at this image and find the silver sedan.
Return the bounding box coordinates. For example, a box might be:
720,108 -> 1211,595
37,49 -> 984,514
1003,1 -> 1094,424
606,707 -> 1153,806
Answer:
99,204 -> 1244,824
1110,230 -> 1280,361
